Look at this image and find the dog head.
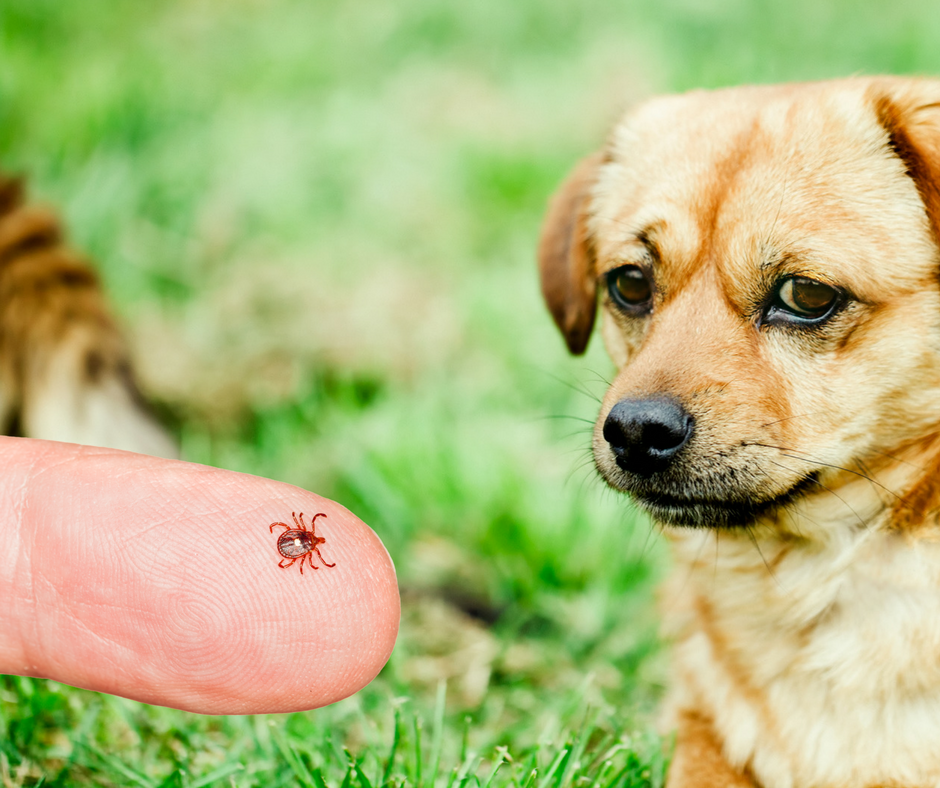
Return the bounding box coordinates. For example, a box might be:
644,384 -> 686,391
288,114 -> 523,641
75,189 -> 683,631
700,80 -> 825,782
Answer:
540,78 -> 940,529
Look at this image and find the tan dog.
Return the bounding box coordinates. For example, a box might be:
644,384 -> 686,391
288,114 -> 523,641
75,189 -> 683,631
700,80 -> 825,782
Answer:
0,176 -> 175,457
539,77 -> 940,787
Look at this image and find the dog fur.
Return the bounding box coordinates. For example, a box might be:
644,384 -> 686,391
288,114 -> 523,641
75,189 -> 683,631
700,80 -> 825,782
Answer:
539,77 -> 940,787
0,175 -> 175,457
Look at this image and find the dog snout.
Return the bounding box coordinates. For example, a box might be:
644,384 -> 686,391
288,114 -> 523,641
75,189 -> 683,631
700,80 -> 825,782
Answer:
603,397 -> 694,476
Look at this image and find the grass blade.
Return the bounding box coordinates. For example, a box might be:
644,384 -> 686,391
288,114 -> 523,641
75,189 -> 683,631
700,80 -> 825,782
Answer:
480,749 -> 509,788
427,681 -> 447,788
381,706 -> 403,787
536,747 -> 568,788
156,769 -> 184,788
413,715 -> 423,787
190,763 -> 246,788
78,745 -> 155,788
273,733 -> 316,788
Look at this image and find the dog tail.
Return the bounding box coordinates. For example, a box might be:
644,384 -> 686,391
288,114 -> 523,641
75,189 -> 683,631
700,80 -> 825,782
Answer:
0,175 -> 177,458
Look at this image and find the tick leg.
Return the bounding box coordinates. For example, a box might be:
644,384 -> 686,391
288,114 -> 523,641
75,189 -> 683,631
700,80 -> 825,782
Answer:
309,512 -> 327,534
278,557 -> 297,570
270,522 -> 290,534
307,552 -> 319,571
313,547 -> 336,568
292,511 -> 304,530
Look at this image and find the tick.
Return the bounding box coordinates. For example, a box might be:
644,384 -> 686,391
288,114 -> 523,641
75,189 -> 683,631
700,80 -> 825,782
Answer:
269,511 -> 336,574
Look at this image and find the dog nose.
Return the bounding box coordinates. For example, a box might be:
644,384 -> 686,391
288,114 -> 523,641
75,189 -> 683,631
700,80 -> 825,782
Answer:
603,397 -> 694,476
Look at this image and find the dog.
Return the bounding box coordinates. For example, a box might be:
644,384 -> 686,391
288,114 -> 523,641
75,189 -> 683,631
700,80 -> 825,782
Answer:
0,175 -> 175,457
539,77 -> 940,787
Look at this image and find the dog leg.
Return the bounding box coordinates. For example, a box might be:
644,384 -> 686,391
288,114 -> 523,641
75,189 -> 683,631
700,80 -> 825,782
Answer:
0,176 -> 177,458
667,711 -> 757,788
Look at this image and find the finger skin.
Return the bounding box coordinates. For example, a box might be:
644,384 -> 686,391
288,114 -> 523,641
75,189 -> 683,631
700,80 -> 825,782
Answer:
0,437 -> 400,714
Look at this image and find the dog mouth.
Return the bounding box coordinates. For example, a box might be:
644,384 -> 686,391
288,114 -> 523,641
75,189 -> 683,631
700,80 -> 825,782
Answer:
626,472 -> 820,528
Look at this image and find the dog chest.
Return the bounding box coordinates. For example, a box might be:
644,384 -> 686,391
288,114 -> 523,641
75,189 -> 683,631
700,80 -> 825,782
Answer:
665,525 -> 940,787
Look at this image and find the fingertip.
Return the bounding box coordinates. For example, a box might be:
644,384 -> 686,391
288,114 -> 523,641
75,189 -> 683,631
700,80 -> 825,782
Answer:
9,443 -> 400,714
159,495 -> 401,714
249,497 -> 402,713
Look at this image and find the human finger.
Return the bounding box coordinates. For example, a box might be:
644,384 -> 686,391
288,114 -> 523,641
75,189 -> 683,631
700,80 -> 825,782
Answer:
0,437 -> 400,714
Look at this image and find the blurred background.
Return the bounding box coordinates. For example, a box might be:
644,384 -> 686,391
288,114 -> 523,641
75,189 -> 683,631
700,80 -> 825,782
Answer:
3,0 -> 940,785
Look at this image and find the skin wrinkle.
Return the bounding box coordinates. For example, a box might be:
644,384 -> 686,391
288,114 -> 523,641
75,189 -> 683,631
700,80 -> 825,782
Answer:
57,610 -> 137,674
14,446 -> 91,674
33,558 -> 145,680
135,531 -> 175,581
1,452 -> 38,673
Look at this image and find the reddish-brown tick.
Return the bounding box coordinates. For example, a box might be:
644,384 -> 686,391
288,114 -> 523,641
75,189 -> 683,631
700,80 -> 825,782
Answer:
269,511 -> 336,574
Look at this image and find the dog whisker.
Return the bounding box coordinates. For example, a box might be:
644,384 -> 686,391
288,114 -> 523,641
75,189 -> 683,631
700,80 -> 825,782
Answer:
778,452 -> 901,500
759,410 -> 831,428
582,367 -> 614,388
745,525 -> 783,588
748,463 -> 816,540
638,516 -> 663,566
855,458 -> 897,505
566,450 -> 605,493
540,414 -> 596,426
534,367 -> 603,404
766,459 -> 872,531
563,445 -> 596,461
744,442 -> 903,500
857,446 -> 930,472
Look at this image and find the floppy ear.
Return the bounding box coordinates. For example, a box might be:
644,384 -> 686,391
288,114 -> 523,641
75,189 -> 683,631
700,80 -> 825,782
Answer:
537,152 -> 603,355
872,80 -> 940,245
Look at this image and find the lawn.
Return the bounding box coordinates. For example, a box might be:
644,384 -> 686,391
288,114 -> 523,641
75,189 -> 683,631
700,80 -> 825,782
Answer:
2,0 -> 940,784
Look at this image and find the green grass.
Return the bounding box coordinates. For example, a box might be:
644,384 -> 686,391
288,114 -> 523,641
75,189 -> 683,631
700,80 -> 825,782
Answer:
2,675 -> 667,787
3,0 -> 940,784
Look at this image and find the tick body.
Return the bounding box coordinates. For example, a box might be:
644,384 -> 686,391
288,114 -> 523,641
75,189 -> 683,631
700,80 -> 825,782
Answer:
269,512 -> 336,574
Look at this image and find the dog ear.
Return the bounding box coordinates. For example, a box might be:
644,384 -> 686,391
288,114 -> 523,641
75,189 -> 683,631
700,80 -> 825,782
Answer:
872,80 -> 940,245
538,152 -> 603,355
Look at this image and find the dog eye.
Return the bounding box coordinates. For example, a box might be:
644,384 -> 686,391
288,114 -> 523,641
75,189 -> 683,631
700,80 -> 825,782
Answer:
606,265 -> 653,312
768,276 -> 840,323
